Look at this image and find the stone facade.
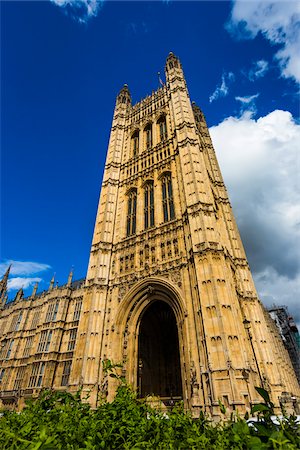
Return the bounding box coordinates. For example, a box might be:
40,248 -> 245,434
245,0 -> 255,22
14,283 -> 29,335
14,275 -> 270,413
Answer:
1,53 -> 299,416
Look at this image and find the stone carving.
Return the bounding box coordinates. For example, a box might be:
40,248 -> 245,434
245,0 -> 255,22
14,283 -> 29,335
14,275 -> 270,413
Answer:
169,269 -> 182,288
118,285 -> 128,303
190,368 -> 199,397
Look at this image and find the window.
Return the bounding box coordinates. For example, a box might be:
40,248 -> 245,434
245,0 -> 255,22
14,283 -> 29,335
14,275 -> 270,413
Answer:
157,116 -> 167,141
73,299 -> 82,321
14,366 -> 25,390
144,182 -> 154,229
144,123 -> 152,149
28,362 -> 45,388
9,314 -> 19,332
0,341 -> 8,359
67,328 -> 77,351
30,309 -> 41,329
0,369 -> 5,384
6,339 -> 14,359
0,321 -> 6,336
45,300 -> 59,322
131,131 -> 139,157
61,360 -> 72,386
15,311 -> 23,331
37,330 -> 52,353
161,173 -> 175,222
23,336 -> 34,357
126,189 -> 137,236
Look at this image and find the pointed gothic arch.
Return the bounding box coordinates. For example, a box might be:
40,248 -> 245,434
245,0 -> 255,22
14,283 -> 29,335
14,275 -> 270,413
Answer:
113,278 -> 190,406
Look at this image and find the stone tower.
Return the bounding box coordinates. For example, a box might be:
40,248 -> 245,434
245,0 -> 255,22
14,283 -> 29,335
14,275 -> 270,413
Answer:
69,53 -> 300,416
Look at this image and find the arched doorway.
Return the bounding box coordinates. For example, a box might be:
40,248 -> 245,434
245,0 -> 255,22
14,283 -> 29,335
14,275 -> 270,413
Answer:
137,300 -> 182,401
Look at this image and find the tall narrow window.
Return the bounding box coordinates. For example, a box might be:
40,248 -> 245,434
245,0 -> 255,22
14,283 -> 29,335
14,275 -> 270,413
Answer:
37,330 -> 52,353
126,189 -> 137,236
61,360 -> 72,386
0,369 -> 5,384
30,309 -> 41,329
68,328 -> 77,351
45,300 -> 59,322
23,336 -> 34,357
73,299 -> 82,321
144,182 -> 154,229
52,301 -> 59,321
6,339 -> 14,359
15,311 -> 23,331
14,366 -> 25,390
0,341 -> 8,359
28,362 -> 45,388
157,116 -> 167,141
132,131 -> 139,157
144,123 -> 152,150
162,173 -> 175,222
45,330 -> 52,352
9,314 -> 18,331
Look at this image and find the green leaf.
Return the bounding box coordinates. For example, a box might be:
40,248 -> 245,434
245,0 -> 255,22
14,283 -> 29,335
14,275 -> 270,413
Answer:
218,399 -> 226,414
251,404 -> 271,414
254,387 -> 270,404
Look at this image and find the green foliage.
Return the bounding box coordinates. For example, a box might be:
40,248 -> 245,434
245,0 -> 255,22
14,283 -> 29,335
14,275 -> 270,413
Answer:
0,376 -> 299,449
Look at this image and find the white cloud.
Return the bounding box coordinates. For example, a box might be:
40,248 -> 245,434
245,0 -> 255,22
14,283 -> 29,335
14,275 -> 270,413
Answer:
209,72 -> 235,103
235,93 -> 260,115
8,277 -> 42,292
0,260 -> 51,294
209,109 -> 300,322
50,0 -> 103,24
0,260 -> 51,277
248,60 -> 269,81
227,1 -> 300,84
235,93 -> 260,104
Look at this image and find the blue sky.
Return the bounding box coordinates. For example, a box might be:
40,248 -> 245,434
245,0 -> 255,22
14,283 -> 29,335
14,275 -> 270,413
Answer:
1,1 -> 299,323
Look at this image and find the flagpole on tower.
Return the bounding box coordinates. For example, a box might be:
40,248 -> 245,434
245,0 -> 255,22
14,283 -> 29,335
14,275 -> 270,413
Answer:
158,72 -> 164,87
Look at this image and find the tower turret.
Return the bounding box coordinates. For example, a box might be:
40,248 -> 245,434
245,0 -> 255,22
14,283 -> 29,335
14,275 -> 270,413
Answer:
165,52 -> 186,89
116,84 -> 131,106
71,54 -> 300,416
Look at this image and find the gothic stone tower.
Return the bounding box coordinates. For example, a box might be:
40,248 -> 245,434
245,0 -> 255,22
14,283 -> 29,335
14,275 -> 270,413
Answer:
70,53 -> 300,416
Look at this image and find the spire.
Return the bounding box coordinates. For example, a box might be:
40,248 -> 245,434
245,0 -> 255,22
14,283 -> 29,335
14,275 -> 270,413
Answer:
0,264 -> 11,307
31,282 -> 38,297
49,274 -> 55,291
165,51 -> 181,72
67,267 -> 74,286
15,288 -> 24,302
192,101 -> 209,134
116,84 -> 131,106
165,52 -> 185,88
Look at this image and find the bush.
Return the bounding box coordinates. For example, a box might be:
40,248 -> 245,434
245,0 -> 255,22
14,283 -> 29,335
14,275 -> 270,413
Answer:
0,365 -> 299,449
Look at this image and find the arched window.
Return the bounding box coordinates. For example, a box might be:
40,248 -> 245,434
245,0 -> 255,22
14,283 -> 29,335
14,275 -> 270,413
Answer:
161,173 -> 175,222
144,181 -> 154,229
144,123 -> 152,150
127,189 -> 137,236
157,115 -> 167,142
132,131 -> 139,157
